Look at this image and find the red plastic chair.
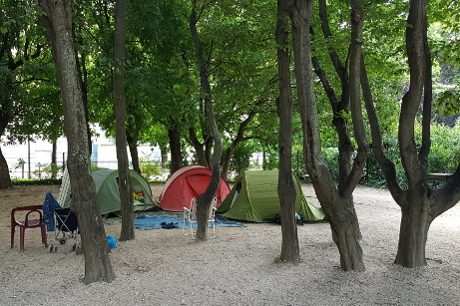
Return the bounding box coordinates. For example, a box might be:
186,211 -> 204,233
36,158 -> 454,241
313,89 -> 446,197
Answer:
11,205 -> 48,252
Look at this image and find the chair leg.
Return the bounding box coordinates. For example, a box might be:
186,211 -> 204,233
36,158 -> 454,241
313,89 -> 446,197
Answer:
11,225 -> 15,249
208,220 -> 216,238
190,222 -> 195,239
182,219 -> 185,235
20,226 -> 25,252
41,225 -> 48,248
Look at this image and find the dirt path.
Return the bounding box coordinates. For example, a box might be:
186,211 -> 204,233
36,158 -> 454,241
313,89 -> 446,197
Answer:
1,183 -> 460,306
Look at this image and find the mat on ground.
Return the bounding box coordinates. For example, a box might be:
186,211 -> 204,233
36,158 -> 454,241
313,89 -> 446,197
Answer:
134,215 -> 246,230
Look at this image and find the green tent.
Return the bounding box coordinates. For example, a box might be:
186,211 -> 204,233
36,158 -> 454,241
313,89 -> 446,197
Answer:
60,169 -> 154,215
217,170 -> 324,222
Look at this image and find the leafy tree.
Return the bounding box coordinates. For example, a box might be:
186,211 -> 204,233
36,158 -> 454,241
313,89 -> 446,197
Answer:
362,0 -> 460,268
0,0 -> 62,189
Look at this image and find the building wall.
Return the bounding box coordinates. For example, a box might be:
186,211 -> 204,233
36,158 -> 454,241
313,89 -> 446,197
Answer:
2,133 -> 162,179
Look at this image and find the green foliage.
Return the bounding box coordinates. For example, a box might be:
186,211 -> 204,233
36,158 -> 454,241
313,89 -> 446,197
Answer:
428,123 -> 460,173
12,178 -> 62,186
33,163 -> 62,179
90,164 -> 106,172
361,123 -> 460,188
139,153 -> 161,180
262,145 -> 278,171
434,89 -> 460,116
229,143 -> 254,173
0,0 -> 62,145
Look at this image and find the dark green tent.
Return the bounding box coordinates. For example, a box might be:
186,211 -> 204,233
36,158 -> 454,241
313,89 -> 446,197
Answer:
217,170 -> 324,222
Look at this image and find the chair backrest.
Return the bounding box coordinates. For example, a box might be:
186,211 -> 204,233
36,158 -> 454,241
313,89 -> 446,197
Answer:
190,197 -> 217,221
11,205 -> 44,227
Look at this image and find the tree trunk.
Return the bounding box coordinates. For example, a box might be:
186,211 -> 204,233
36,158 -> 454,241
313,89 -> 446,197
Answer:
160,145 -> 168,168
395,204 -> 432,267
290,0 -> 365,271
39,0 -> 115,284
277,0 -> 299,265
0,115 -> 12,189
329,202 -> 364,269
127,133 -> 140,174
204,136 -> 213,167
114,0 -> 134,241
168,128 -> 182,175
74,26 -> 92,156
190,0 -> 223,241
51,139 -> 57,179
220,107 -> 259,179
189,127 -> 208,167
312,0 -> 364,240
0,147 -> 12,189
361,0 -> 460,269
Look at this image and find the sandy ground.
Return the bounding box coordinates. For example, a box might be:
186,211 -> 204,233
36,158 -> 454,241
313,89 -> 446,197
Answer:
1,183 -> 460,306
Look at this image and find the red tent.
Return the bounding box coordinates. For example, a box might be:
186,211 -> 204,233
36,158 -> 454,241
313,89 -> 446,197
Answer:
159,165 -> 231,212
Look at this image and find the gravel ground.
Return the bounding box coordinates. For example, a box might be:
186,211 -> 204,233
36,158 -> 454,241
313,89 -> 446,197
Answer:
1,183 -> 460,306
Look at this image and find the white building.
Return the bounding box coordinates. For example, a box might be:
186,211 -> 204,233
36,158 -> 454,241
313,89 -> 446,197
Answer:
1,128 -> 162,179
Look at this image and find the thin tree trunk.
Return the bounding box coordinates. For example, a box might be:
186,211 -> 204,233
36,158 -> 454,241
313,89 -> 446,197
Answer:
189,127 -> 208,167
190,0 -> 222,241
168,128 -> 182,175
277,0 -> 299,265
51,139 -> 57,179
160,146 -> 168,168
127,133 -> 140,174
114,0 -> 134,241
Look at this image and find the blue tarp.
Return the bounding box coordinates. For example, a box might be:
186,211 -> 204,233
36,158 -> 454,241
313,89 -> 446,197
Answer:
134,214 -> 246,230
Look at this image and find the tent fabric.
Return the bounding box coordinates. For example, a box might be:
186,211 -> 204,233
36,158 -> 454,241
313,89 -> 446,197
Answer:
217,170 -> 325,222
61,169 -> 154,215
159,165 -> 231,212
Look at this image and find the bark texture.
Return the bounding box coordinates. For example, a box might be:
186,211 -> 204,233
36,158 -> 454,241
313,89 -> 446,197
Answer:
114,0 -> 134,241
276,0 -> 299,265
312,0 -> 364,239
190,0 -> 223,241
290,0 -> 365,271
39,0 -> 115,283
362,0 -> 460,268
168,128 -> 182,175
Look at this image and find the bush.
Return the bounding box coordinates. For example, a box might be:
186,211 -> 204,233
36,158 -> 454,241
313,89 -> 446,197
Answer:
33,163 -> 63,179
139,155 -> 161,180
12,178 -> 62,186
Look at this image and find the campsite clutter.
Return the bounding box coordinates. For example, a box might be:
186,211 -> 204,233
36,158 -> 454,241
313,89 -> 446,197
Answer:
42,191 -> 80,253
106,235 -> 117,248
134,167 -> 324,231
41,166 -> 323,240
133,193 -> 145,203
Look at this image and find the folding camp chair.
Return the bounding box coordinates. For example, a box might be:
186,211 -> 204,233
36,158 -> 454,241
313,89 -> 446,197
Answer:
183,197 -> 217,239
49,208 -> 80,252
